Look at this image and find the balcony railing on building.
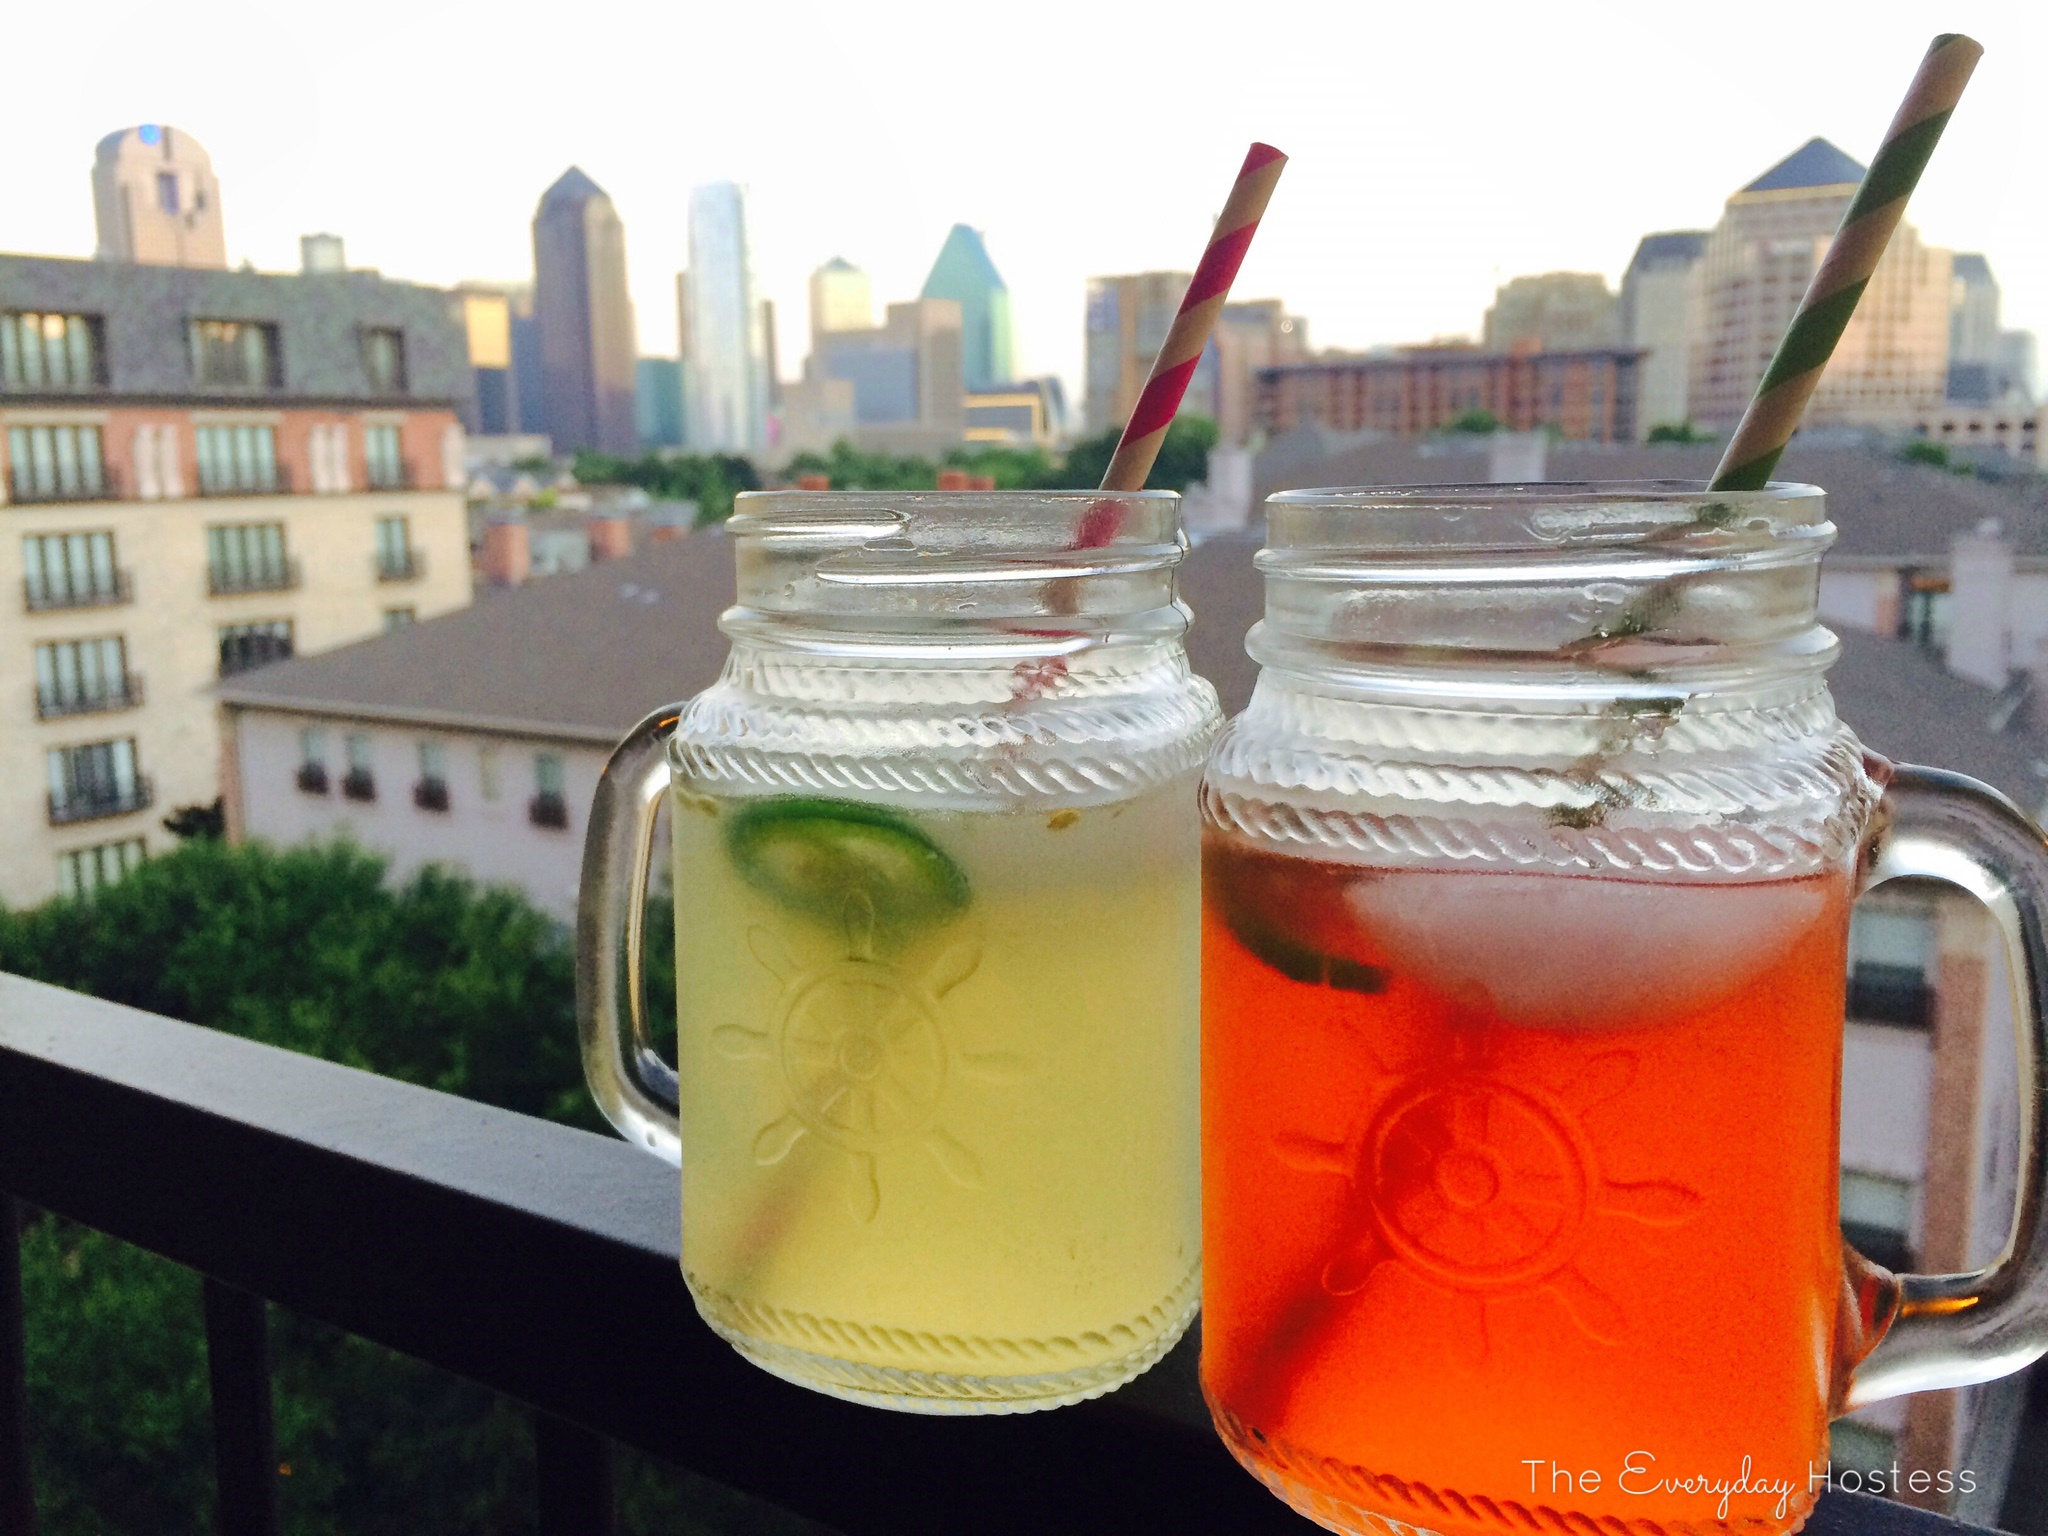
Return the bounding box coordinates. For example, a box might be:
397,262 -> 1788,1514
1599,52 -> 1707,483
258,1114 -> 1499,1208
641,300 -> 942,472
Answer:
46,776 -> 153,826
529,791 -> 569,830
35,673 -> 144,721
376,547 -> 424,583
196,464 -> 293,499
22,570 -> 132,613
7,465 -> 121,506
295,762 -> 330,796
341,768 -> 376,803
413,776 -> 450,813
366,461 -> 417,492
208,559 -> 302,598
217,631 -> 295,679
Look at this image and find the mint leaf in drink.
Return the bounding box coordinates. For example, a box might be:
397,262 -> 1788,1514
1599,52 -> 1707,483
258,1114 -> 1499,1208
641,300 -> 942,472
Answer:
726,798 -> 970,927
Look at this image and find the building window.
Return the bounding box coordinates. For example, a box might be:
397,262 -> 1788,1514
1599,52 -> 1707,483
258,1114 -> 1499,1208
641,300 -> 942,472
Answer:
478,746 -> 500,802
362,329 -> 407,393
364,424 -> 406,490
530,752 -> 569,829
297,726 -> 329,795
34,637 -> 135,718
375,515 -> 417,581
414,739 -> 450,812
47,738 -> 149,824
7,424 -> 107,502
1,312 -> 105,391
383,607 -> 416,630
207,523 -> 294,595
1847,907 -> 1935,1030
342,733 -> 376,801
188,320 -> 281,388
217,620 -> 294,677
156,172 -> 180,214
1840,1168 -> 1914,1273
195,424 -> 281,494
22,532 -> 125,610
56,837 -> 146,900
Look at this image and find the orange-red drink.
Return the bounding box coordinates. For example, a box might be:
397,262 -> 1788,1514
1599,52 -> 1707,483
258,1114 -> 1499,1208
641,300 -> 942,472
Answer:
1201,834 -> 1855,1536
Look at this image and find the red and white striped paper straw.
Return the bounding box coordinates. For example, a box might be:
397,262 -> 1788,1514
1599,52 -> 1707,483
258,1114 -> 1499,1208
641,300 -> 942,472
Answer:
1082,144 -> 1287,538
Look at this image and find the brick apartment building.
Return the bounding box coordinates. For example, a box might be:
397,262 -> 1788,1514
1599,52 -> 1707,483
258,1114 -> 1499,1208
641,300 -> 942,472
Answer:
1255,344 -> 1645,443
0,253 -> 474,906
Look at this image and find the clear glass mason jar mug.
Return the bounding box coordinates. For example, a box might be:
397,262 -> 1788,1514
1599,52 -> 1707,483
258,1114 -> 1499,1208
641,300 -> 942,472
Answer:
579,490 -> 1219,1413
1198,482 -> 2048,1536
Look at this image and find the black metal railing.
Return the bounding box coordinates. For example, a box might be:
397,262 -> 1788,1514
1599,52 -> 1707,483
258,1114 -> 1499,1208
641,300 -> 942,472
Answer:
0,976 -> 1989,1536
196,467 -> 294,499
34,674 -> 144,720
295,762 -> 330,796
6,469 -> 122,506
22,571 -> 132,613
413,777 -> 450,812
45,778 -> 153,826
208,560 -> 302,598
341,768 -> 375,803
218,633 -> 296,679
366,461 -> 417,492
376,548 -> 424,583
530,791 -> 569,830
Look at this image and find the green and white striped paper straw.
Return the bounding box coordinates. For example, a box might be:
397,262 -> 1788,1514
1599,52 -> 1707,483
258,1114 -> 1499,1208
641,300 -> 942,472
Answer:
1710,33 -> 1982,492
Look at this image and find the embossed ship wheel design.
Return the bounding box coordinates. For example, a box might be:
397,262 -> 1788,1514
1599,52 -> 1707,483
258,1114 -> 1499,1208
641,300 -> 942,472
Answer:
1366,1074 -> 1592,1291
713,893 -> 1030,1222
1276,1048 -> 1702,1349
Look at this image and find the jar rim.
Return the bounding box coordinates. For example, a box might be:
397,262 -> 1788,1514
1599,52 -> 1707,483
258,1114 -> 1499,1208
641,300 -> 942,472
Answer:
1267,478 -> 1819,509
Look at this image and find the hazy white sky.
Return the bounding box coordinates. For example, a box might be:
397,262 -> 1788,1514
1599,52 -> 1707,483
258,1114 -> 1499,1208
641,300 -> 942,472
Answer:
4,0 -> 2042,407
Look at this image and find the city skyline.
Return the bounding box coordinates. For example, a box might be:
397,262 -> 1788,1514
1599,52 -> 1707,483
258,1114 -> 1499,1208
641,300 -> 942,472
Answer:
3,0 -> 2042,416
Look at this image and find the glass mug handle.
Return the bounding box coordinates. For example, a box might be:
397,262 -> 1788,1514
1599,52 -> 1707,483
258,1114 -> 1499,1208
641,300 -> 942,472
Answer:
1842,762 -> 2048,1408
575,705 -> 683,1165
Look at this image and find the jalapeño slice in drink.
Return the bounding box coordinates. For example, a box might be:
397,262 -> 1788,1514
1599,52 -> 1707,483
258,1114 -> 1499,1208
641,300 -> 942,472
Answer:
724,797 -> 971,928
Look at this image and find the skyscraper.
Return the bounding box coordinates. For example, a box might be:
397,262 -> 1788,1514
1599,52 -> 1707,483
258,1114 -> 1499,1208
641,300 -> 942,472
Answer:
1619,232 -> 1708,435
92,125 -> 227,269
1690,139 -> 1951,431
531,168 -> 638,455
810,258 -> 873,343
920,225 -> 1015,391
683,182 -> 769,453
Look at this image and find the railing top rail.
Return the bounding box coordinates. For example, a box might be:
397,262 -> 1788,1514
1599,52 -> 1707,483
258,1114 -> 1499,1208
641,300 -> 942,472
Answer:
0,975 -> 2004,1536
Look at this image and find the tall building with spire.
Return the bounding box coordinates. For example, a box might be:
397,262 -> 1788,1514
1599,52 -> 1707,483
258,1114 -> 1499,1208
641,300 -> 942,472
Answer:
92,125 -> 227,269
531,168 -> 638,455
682,182 -> 770,453
1689,138 -> 1951,431
920,225 -> 1014,391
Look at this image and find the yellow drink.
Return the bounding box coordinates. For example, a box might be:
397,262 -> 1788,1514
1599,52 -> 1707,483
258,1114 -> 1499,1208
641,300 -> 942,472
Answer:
670,773 -> 1201,1412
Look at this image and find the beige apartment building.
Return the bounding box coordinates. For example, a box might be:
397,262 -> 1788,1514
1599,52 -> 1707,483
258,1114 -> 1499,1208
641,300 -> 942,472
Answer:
0,253 -> 473,908
1691,137 -> 1951,431
1480,272 -> 1619,352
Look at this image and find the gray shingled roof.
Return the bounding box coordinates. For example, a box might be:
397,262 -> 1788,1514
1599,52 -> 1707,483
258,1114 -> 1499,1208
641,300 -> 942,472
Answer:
216,525 -> 2048,811
215,531 -> 741,743
0,253 -> 472,407
1627,231 -> 1708,270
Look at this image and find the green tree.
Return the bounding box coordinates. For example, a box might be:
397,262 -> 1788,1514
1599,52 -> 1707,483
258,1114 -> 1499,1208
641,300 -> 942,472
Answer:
571,451 -> 763,525
1441,409 -> 1502,436
1646,421 -> 1712,445
1,839 -> 820,1535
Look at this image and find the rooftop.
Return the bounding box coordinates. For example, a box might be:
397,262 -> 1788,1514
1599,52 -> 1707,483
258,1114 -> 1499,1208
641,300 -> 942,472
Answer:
0,251 -> 473,407
1741,136 -> 1868,195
